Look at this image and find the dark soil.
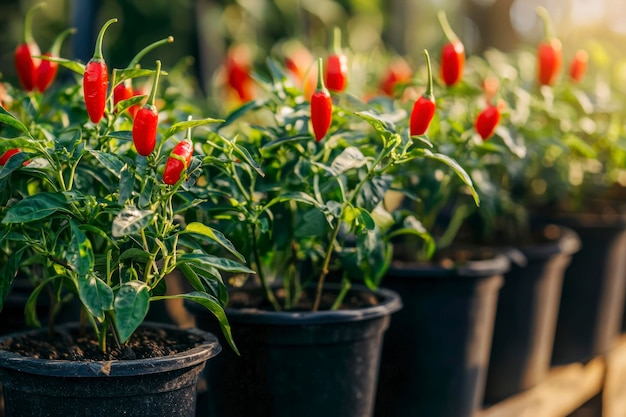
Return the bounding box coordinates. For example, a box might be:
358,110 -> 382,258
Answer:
228,287 -> 379,311
0,326 -> 204,361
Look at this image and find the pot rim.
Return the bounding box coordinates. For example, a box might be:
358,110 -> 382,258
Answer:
0,322 -> 221,378
188,284 -> 402,326
517,224 -> 581,260
389,251 -> 510,278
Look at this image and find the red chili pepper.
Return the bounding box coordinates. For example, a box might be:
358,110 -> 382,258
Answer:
36,28 -> 76,93
324,27 -> 348,93
310,58 -> 332,142
0,149 -> 21,166
83,18 -> 117,123
284,42 -> 314,87
128,88 -> 145,119
379,58 -> 412,97
568,50 -> 588,83
410,50 -> 436,137
536,7 -> 562,86
163,138 -> 193,185
482,76 -> 499,104
113,81 -> 145,119
437,11 -> 465,87
225,44 -> 254,102
475,104 -> 501,141
113,80 -> 134,109
132,61 -> 162,156
14,3 -> 45,92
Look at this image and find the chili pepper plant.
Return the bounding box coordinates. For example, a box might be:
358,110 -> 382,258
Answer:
370,5 -> 624,257
483,9 -> 626,215
189,53 -> 478,312
0,15 -> 250,353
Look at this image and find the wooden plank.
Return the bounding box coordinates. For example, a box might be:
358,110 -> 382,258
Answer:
478,358 -> 605,417
604,336 -> 626,417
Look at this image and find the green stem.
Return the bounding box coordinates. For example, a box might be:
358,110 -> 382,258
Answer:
315,57 -> 326,91
141,229 -> 159,285
66,152 -> 85,190
92,18 -> 118,61
330,277 -> 351,310
49,27 -> 76,56
23,2 -> 46,44
97,315 -> 107,352
312,212 -> 343,312
437,10 -> 459,43
423,49 -> 434,100
128,36 -> 174,69
252,223 -> 281,311
332,27 -> 342,55
147,60 -> 162,106
536,6 -> 555,40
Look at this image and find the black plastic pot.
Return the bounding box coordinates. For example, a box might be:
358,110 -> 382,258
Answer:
483,225 -> 580,404
546,211 -> 626,365
0,322 -> 220,417
189,284 -> 402,417
375,252 -> 508,417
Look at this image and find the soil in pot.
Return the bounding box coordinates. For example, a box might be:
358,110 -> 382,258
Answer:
0,323 -> 220,417
190,284 -> 401,417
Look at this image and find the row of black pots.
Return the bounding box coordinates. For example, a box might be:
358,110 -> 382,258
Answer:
0,208 -> 624,416
187,209 -> 626,417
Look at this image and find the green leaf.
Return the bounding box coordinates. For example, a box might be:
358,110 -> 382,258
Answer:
78,274 -> 114,322
67,221 -> 94,278
113,68 -> 158,85
411,134 -> 434,148
261,134 -> 310,150
178,252 -> 255,275
0,152 -> 30,179
353,110 -> 396,136
495,127 -> 526,158
0,136 -> 38,151
106,131 -> 134,142
232,143 -> 264,177
357,208 -> 376,231
116,95 -> 147,114
0,106 -> 30,135
564,134 -> 597,158
219,99 -> 267,129
295,208 -> 330,238
162,118 -> 224,141
423,150 -> 480,206
25,275 -> 57,328
265,191 -> 321,209
357,230 -> 393,289
118,165 -> 134,204
388,215 -> 436,259
89,150 -> 125,178
118,248 -> 152,263
179,261 -> 228,305
114,281 -> 150,343
36,56 -> 85,75
112,207 -> 155,237
183,222 -> 246,263
2,192 -> 69,223
330,147 -> 367,175
178,262 -> 205,293
0,248 -> 25,309
154,292 -> 239,355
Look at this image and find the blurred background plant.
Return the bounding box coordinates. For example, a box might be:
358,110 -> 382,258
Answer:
2,0 -> 626,110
